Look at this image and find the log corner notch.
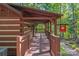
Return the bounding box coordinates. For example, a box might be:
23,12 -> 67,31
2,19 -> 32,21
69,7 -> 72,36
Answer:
0,3 -> 63,56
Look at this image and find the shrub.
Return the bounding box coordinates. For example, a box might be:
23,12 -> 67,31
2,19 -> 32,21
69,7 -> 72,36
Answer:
60,47 -> 69,56
70,43 -> 77,49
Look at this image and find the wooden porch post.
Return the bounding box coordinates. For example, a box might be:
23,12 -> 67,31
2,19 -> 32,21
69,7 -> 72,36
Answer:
49,20 -> 52,55
20,19 -> 24,36
17,35 -> 23,56
47,22 -> 49,32
50,21 -> 53,33
32,25 -> 35,37
49,19 -> 60,56
54,20 -> 57,35
45,23 -> 48,32
44,23 -> 46,32
53,19 -> 60,56
16,18 -> 24,56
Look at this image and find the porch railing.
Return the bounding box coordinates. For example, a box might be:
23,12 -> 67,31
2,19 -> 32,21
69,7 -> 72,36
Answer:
16,31 -> 32,56
46,31 -> 60,56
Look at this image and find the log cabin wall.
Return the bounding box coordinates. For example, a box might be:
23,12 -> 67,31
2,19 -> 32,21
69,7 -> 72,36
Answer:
0,4 -> 33,56
0,18 -> 21,56
0,4 -> 21,56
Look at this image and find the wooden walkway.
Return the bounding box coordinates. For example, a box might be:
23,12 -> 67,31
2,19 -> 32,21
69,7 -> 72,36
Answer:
26,33 -> 51,56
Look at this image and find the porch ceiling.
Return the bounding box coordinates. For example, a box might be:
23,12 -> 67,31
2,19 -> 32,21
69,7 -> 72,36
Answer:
8,4 -> 63,23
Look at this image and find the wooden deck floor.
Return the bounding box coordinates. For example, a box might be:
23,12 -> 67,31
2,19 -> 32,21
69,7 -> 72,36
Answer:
26,33 -> 51,56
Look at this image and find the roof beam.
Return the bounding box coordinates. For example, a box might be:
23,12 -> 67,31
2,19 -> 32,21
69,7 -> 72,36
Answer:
22,17 -> 51,20
23,9 -> 62,18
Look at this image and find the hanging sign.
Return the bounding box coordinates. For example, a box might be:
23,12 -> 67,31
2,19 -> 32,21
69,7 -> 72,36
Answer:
60,24 -> 66,32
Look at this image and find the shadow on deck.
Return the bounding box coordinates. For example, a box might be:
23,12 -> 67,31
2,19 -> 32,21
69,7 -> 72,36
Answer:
26,33 -> 51,56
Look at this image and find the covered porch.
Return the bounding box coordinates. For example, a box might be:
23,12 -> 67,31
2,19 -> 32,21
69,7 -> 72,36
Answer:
0,4 -> 62,56
14,4 -> 62,56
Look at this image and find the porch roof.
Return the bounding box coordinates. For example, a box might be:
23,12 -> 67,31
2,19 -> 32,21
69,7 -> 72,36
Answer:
9,4 -> 63,21
1,4 -> 63,23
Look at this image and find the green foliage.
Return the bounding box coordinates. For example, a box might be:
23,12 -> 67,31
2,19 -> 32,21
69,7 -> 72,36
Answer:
36,24 -> 45,32
60,47 -> 69,56
69,42 -> 77,49
22,3 -> 79,39
64,32 -> 70,40
22,4 -> 79,56
70,44 -> 77,49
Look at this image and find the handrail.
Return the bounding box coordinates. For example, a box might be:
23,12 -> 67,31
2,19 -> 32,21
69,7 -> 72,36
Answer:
16,31 -> 32,56
50,34 -> 60,56
50,33 -> 59,38
45,31 -> 60,56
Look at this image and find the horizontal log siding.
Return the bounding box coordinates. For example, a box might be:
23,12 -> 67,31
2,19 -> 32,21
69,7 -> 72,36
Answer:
0,19 -> 33,56
0,37 -> 16,41
0,19 -> 20,56
0,26 -> 21,30
0,31 -> 20,35
0,42 -> 16,46
0,19 -> 20,35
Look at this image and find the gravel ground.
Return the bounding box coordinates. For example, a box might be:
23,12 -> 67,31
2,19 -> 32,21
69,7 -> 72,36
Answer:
61,41 -> 79,56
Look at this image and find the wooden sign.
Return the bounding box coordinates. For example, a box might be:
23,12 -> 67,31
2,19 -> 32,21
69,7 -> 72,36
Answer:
60,24 -> 66,32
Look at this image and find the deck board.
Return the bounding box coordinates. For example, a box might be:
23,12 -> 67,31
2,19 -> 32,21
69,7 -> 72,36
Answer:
25,33 -> 51,56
